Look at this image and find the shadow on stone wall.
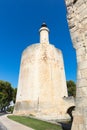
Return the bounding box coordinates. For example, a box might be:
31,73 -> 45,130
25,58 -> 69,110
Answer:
58,106 -> 75,130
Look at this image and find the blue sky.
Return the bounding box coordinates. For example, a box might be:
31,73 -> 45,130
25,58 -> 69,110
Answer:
0,0 -> 77,88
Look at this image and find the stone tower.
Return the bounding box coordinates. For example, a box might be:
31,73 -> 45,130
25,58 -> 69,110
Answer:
14,23 -> 74,120
65,0 -> 87,129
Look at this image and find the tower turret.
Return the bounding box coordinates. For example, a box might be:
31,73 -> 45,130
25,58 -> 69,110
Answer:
39,23 -> 49,44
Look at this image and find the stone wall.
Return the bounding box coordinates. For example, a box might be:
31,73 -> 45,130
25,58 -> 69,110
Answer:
65,0 -> 87,129
14,43 -> 72,120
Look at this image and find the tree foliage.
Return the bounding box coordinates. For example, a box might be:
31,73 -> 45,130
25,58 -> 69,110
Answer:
67,80 -> 76,97
13,88 -> 17,103
0,80 -> 17,111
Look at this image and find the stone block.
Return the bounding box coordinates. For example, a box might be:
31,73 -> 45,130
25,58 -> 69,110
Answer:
75,0 -> 84,6
74,116 -> 84,124
85,125 -> 87,129
77,54 -> 87,62
81,69 -> 87,78
76,87 -> 87,97
77,47 -> 86,56
78,61 -> 87,69
79,124 -> 84,130
77,70 -> 81,79
77,78 -> 87,87
76,4 -> 86,14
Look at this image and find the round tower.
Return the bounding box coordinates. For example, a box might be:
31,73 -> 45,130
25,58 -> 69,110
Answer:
13,23 -> 74,121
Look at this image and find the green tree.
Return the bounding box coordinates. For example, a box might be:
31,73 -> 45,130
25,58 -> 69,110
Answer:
0,80 -> 15,111
0,92 -> 5,110
13,88 -> 17,103
67,80 -> 76,97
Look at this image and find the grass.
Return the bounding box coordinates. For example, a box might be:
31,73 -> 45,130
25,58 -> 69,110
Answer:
8,115 -> 62,130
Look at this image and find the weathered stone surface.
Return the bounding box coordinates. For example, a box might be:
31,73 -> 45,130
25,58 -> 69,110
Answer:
14,24 -> 74,121
65,0 -> 87,129
76,87 -> 87,97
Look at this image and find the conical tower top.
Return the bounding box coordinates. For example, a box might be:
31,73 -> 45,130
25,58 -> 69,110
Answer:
39,22 -> 49,44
